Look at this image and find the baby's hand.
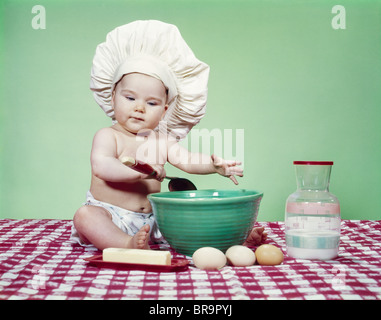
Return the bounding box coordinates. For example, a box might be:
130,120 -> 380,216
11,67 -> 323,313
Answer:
150,164 -> 166,182
211,154 -> 243,185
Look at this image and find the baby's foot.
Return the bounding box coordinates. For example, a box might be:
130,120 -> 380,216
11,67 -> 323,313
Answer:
128,224 -> 150,249
243,226 -> 267,246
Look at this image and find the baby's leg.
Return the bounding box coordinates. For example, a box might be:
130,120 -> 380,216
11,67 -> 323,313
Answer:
243,226 -> 267,246
73,205 -> 150,250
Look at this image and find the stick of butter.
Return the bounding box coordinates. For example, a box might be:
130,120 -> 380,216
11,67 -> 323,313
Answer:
103,248 -> 171,266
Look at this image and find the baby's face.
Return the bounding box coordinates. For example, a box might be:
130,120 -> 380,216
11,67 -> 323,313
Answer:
112,73 -> 168,134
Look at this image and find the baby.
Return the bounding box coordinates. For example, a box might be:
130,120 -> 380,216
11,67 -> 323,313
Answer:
71,21 -> 266,251
72,72 -> 266,250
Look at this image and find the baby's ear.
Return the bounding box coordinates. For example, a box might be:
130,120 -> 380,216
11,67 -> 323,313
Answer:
161,105 -> 168,119
111,90 -> 116,106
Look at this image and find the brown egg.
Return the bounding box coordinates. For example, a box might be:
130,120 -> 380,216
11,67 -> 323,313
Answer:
255,244 -> 284,265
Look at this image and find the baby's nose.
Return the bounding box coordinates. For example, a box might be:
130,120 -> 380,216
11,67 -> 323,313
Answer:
134,103 -> 145,113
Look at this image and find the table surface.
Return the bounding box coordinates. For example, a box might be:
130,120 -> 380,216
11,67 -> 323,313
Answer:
0,219 -> 380,300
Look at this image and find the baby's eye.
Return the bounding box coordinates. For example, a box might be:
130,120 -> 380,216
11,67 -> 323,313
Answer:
125,96 -> 135,101
147,101 -> 158,106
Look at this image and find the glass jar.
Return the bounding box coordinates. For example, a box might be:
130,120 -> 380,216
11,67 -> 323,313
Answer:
285,161 -> 340,260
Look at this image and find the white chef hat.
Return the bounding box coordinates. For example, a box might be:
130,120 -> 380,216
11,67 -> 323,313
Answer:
90,20 -> 210,139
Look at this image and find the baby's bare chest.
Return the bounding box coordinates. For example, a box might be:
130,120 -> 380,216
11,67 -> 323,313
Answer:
115,134 -> 168,165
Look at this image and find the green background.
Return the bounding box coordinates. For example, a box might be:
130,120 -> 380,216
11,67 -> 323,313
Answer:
1,0 -> 380,221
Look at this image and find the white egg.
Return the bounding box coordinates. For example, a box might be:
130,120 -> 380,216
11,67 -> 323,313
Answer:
225,245 -> 256,267
192,247 -> 227,270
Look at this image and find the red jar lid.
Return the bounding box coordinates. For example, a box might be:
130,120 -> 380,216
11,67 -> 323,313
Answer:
293,161 -> 333,165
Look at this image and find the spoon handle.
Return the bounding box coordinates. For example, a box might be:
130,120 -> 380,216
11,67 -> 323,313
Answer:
121,157 -> 158,178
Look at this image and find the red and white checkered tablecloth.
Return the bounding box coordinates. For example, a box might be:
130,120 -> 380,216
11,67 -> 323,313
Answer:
0,219 -> 380,300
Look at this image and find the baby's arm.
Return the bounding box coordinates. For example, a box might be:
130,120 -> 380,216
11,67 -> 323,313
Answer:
168,142 -> 243,185
90,128 -> 148,182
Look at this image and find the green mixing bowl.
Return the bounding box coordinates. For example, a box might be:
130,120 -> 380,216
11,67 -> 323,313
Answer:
148,189 -> 263,256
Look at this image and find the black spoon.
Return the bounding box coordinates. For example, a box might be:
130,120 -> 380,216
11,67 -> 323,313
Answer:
121,157 -> 197,191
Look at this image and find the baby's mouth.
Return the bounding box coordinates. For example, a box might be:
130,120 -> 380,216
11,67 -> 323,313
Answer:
130,116 -> 144,121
